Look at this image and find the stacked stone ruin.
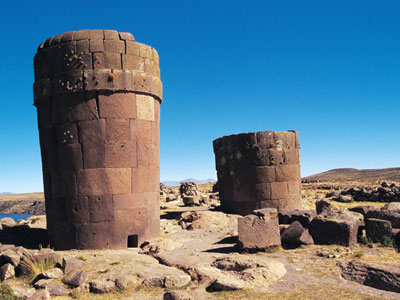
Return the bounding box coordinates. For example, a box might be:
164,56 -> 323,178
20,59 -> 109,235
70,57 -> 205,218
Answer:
213,131 -> 301,215
33,29 -> 162,249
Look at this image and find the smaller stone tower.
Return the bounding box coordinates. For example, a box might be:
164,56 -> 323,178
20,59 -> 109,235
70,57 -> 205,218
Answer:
213,131 -> 301,215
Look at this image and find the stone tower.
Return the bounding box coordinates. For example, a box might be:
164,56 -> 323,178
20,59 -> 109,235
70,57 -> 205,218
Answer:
33,29 -> 162,249
213,131 -> 301,215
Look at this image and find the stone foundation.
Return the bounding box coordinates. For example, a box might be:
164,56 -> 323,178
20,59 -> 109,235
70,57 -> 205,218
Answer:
33,30 -> 162,249
213,131 -> 301,215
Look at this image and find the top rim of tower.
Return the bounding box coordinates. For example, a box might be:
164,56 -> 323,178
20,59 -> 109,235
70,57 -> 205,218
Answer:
37,29 -> 135,51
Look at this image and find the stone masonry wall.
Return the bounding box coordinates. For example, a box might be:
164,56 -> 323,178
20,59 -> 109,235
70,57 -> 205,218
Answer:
213,131 -> 301,215
33,29 -> 162,250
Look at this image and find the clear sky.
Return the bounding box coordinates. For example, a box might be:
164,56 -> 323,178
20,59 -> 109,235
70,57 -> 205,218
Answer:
0,0 -> 399,193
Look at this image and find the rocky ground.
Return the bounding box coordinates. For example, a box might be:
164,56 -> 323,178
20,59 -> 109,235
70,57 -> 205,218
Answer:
0,181 -> 399,299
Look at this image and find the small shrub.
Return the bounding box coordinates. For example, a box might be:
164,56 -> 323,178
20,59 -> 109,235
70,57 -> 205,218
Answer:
79,255 -> 87,261
20,254 -> 57,283
359,236 -> 370,246
353,250 -> 364,258
380,236 -> 395,247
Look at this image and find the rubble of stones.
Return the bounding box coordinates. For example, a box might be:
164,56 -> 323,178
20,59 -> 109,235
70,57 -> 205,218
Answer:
238,199 -> 400,251
0,244 -> 128,299
160,182 -> 219,208
326,182 -> 400,203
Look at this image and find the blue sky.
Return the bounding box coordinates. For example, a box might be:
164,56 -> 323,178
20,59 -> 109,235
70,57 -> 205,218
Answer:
0,1 -> 399,193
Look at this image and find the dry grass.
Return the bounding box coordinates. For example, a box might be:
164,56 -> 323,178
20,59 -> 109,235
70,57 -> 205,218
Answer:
19,254 -> 57,283
0,193 -> 44,202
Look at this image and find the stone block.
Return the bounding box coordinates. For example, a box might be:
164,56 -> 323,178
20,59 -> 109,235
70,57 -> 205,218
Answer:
365,218 -> 392,243
54,92 -> 99,123
104,39 -> 125,53
81,140 -> 105,168
78,119 -> 106,143
250,183 -> 272,200
231,184 -> 251,203
136,94 -> 155,121
77,168 -> 131,196
56,123 -> 78,144
93,52 -> 121,69
251,166 -> 276,183
98,92 -> 136,118
275,164 -> 300,182
130,119 -> 156,144
57,143 -> 83,171
65,196 -> 90,224
105,141 -> 137,168
278,210 -> 316,228
76,222 -> 111,249
131,166 -> 159,193
238,214 -> 280,249
366,208 -> 400,228
89,39 -> 104,52
113,193 -> 147,210
104,29 -> 119,40
122,54 -> 144,71
125,41 -> 140,55
270,181 -> 288,199
281,221 -> 314,249
137,143 -> 156,166
106,118 -> 131,141
76,39 -> 89,53
137,43 -> 153,60
88,195 -> 114,223
309,210 -> 362,246
119,32 -> 134,41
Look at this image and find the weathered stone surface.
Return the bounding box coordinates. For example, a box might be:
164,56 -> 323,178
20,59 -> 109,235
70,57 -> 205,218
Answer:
33,279 -> 53,289
62,256 -> 84,274
26,290 -> 51,300
182,196 -> 200,206
278,210 -> 316,228
365,208 -> 400,228
62,270 -> 87,287
34,29 -> 162,250
208,277 -> 245,291
89,279 -> 115,293
0,263 -> 15,281
316,200 -> 331,215
41,267 -> 63,279
48,284 -> 68,296
238,214 -> 280,249
349,206 -> 375,216
365,218 -> 392,243
9,286 -> 35,299
309,210 -> 362,246
115,276 -> 133,290
213,131 -> 301,215
338,260 -> 400,293
281,221 -> 314,249
163,291 -> 193,300
1,249 -> 20,266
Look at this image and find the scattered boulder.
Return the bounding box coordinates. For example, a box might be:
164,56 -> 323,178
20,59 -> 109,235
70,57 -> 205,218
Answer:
41,267 -> 63,279
365,218 -> 392,243
349,206 -> 374,216
179,211 -> 238,230
1,249 -> 21,266
163,290 -> 193,300
0,218 -> 16,227
278,210 -> 316,227
336,194 -> 353,203
115,276 -> 133,290
47,284 -> 68,296
0,263 -> 15,281
62,256 -> 84,274
309,210 -> 362,246
33,279 -> 53,289
207,277 -> 245,291
142,276 -> 164,287
365,207 -> 400,228
182,196 -> 200,206
316,200 -> 331,215
280,221 -> 314,249
238,209 -> 280,250
62,270 -> 87,287
26,289 -> 51,300
89,279 -> 115,294
338,260 -> 400,293
9,285 -> 35,299
326,190 -> 340,198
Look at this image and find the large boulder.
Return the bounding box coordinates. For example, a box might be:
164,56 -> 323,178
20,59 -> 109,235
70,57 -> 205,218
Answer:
278,210 -> 316,228
309,210 -> 362,246
338,260 -> 400,293
315,200 -> 331,215
365,218 -> 392,243
365,206 -> 400,228
238,209 -> 280,250
280,221 -> 314,249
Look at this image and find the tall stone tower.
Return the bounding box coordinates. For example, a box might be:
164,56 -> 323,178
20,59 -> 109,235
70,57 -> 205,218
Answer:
33,29 -> 162,249
213,131 -> 301,215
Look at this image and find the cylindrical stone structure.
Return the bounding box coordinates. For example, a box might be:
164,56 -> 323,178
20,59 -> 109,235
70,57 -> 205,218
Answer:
33,29 -> 162,250
213,131 -> 301,215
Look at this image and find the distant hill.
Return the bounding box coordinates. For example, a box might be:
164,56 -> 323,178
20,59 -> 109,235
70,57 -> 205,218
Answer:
303,167 -> 400,182
0,192 -> 13,195
162,178 -> 216,187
